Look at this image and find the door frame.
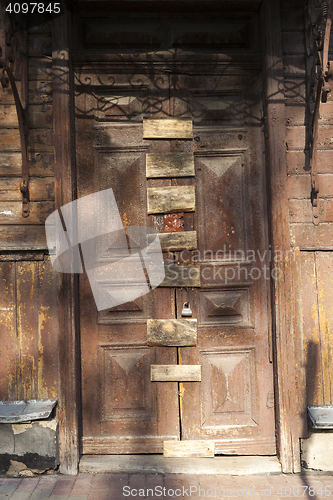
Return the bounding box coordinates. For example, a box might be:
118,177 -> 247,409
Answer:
52,0 -> 302,474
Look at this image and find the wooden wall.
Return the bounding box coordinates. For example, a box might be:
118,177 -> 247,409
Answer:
281,0 -> 333,407
0,22 -> 58,401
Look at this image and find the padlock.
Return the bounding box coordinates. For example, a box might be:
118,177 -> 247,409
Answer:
181,302 -> 192,317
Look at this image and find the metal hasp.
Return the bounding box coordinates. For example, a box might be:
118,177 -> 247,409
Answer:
0,4 -> 29,217
305,0 -> 333,225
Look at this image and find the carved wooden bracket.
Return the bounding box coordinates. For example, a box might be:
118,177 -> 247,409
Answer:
305,0 -> 333,225
0,1 -> 29,217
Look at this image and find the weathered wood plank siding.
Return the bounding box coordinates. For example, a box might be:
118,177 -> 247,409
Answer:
0,22 -> 58,402
0,23 -> 55,250
281,0 -> 333,415
0,257 -> 58,400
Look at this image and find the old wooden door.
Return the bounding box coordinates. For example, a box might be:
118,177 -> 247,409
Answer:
74,14 -> 276,455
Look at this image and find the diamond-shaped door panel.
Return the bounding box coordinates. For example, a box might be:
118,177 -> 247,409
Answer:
199,289 -> 251,326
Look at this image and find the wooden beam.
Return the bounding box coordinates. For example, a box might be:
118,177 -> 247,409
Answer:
262,0 -> 301,473
147,319 -> 197,346
143,118 -> 193,139
146,152 -> 195,178
151,365 -> 201,382
160,264 -> 201,287
163,441 -> 215,458
52,8 -> 80,475
148,231 -> 197,251
147,186 -> 195,214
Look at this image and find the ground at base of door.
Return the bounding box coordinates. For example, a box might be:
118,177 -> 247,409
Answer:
1,472 -> 333,499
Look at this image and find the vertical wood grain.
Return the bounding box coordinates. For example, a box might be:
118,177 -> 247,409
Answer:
263,0 -> 301,472
0,263 -> 18,400
52,8 -> 80,475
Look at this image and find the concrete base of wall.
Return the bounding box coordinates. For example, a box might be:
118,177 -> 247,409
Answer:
301,431 -> 333,471
0,419 -> 59,475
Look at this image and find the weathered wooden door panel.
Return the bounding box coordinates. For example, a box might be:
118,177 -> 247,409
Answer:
76,44 -> 275,455
77,72 -> 181,453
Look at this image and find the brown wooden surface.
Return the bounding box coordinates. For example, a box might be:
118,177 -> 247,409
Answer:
0,178 -> 54,201
148,231 -> 197,251
147,186 -> 195,214
143,118 -> 193,139
76,74 -> 180,454
147,319 -> 197,346
163,440 -> 214,458
52,10 -> 80,475
159,264 -> 201,287
76,12 -> 275,458
0,259 -> 58,401
146,152 -> 195,178
300,252 -> 333,407
263,0 -> 301,472
0,226 -> 47,250
151,365 -> 202,382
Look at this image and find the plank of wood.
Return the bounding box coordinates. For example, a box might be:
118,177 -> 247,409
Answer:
147,319 -> 197,346
82,436 -> 177,454
147,186 -> 195,214
0,153 -> 54,177
0,226 -> 47,250
159,264 -> 201,287
28,105 -> 53,129
146,152 -> 195,178
53,12 -> 80,475
17,262 -> 39,399
263,0 -> 300,473
0,177 -> 54,201
143,118 -> 193,139
151,365 -> 201,382
0,201 -> 54,224
0,262 -> 18,400
0,253 -> 44,261
0,105 -> 19,127
148,231 -> 197,251
79,454 -> 282,475
164,440 -> 214,458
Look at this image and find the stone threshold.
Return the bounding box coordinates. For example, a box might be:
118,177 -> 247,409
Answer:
79,455 -> 281,475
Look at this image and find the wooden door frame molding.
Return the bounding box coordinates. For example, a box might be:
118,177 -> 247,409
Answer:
52,8 -> 81,475
262,0 -> 302,473
52,0 -> 302,474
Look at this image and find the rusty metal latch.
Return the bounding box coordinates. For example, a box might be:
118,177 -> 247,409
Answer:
305,0 -> 333,225
1,65 -> 29,217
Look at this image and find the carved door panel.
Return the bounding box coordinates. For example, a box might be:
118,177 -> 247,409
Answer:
76,52 -> 275,455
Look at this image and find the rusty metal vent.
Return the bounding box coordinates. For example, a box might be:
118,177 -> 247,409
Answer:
308,406 -> 333,429
0,399 -> 57,423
